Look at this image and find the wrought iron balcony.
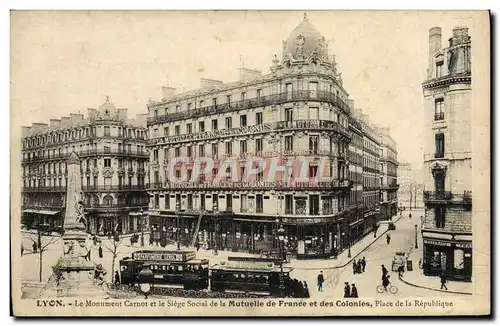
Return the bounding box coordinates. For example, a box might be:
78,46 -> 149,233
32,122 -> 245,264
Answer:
423,190 -> 472,204
21,186 -> 66,193
85,203 -> 149,211
147,119 -> 351,146
434,112 -> 445,121
81,185 -> 147,192
147,90 -> 351,126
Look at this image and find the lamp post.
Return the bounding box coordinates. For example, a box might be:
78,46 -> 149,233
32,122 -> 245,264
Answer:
213,201 -> 219,255
414,224 -> 418,249
138,263 -> 154,299
176,202 -> 181,250
140,208 -> 145,247
347,229 -> 352,258
277,224 -> 286,297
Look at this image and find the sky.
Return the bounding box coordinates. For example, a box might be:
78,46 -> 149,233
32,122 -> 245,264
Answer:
10,10 -> 475,169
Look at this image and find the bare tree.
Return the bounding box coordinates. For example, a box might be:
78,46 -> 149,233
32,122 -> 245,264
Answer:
26,229 -> 61,282
407,182 -> 424,210
102,214 -> 123,280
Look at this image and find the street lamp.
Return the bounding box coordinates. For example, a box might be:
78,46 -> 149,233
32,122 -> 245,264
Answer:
277,224 -> 286,297
213,201 -> 219,255
414,224 -> 418,249
140,208 -> 146,247
176,202 -> 181,250
137,263 -> 154,299
347,229 -> 352,258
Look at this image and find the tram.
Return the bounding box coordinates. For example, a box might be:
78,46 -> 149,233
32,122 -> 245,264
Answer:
119,250 -> 209,290
118,250 -> 303,298
210,257 -> 293,297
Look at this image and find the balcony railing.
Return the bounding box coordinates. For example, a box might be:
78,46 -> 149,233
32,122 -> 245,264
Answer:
82,185 -> 147,191
148,90 -> 351,126
21,186 -> 66,193
423,190 -> 472,204
22,149 -> 148,163
148,119 -> 351,146
434,112 -> 445,121
147,180 -> 351,191
434,152 -> 444,159
85,203 -> 149,210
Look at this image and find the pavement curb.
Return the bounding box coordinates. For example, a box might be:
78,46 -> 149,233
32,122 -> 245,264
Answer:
398,275 -> 473,295
293,215 -> 404,270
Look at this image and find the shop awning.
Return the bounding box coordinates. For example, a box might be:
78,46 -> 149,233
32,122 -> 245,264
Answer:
349,219 -> 364,227
21,209 -> 38,214
37,210 -> 60,215
129,212 -> 144,216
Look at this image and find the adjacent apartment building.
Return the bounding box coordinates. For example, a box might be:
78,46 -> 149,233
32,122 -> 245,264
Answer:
378,127 -> 399,220
21,98 -> 150,235
146,15 -> 396,259
421,26 -> 472,281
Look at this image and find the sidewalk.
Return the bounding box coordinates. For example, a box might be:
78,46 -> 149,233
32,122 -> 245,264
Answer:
399,239 -> 473,295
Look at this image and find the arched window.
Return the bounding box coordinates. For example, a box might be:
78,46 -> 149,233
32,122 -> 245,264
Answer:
103,195 -> 113,206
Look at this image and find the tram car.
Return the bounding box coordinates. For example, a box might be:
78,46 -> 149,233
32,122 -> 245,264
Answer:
209,257 -> 294,297
119,251 -> 300,298
119,250 -> 209,290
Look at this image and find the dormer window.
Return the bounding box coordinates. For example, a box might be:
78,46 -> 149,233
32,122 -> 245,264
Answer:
436,61 -> 444,78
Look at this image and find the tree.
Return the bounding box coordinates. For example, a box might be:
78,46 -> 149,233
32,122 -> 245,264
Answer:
102,214 -> 123,280
26,227 -> 61,282
407,182 -> 424,210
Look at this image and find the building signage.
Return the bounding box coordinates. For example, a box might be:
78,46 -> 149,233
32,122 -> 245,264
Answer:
423,239 -> 452,247
149,120 -> 349,145
132,251 -> 196,262
423,239 -> 471,249
162,180 -> 339,189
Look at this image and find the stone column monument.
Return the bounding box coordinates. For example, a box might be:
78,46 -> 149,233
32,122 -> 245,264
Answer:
40,152 -> 107,298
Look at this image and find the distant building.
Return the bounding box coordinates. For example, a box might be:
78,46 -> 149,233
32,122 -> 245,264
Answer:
378,128 -> 399,220
397,162 -> 424,209
421,26 -> 472,281
21,98 -> 149,235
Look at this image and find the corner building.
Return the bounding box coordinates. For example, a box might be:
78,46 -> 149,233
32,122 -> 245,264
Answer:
21,98 -> 149,235
146,16 -> 381,259
421,26 -> 472,281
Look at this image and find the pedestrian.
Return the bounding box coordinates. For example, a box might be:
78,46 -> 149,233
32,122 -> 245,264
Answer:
21,245 -> 24,256
409,213 -> 412,219
350,283 -> 359,298
317,271 -> 324,292
352,259 -> 357,275
361,257 -> 366,272
32,241 -> 37,253
98,245 -> 103,259
418,259 -> 423,269
343,282 -> 351,298
85,247 -> 91,261
440,272 -> 448,290
397,265 -> 405,278
303,281 -> 310,298
386,234 -> 391,245
114,271 -> 120,286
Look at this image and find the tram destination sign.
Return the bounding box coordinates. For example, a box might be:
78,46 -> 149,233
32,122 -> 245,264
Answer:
132,251 -> 196,262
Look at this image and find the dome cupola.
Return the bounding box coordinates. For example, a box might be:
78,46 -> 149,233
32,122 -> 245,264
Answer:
282,13 -> 327,60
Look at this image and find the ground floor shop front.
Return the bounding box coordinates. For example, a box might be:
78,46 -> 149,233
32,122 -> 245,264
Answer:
422,233 -> 472,282
149,208 -> 379,259
86,209 -> 148,235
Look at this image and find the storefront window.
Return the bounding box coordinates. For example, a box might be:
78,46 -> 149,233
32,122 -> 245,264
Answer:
454,249 -> 465,270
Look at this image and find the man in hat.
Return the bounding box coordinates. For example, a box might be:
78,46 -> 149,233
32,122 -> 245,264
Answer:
317,271 -> 325,292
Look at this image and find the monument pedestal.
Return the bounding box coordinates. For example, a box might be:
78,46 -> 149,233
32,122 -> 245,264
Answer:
40,232 -> 108,298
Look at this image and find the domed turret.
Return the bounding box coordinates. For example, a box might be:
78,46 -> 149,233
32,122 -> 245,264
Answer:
98,96 -> 117,117
283,13 -> 326,60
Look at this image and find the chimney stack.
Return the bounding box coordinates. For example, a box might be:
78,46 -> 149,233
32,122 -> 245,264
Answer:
200,78 -> 224,89
237,68 -> 262,81
22,126 -> 31,137
49,119 -> 61,127
428,27 -> 442,80
161,87 -> 176,101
